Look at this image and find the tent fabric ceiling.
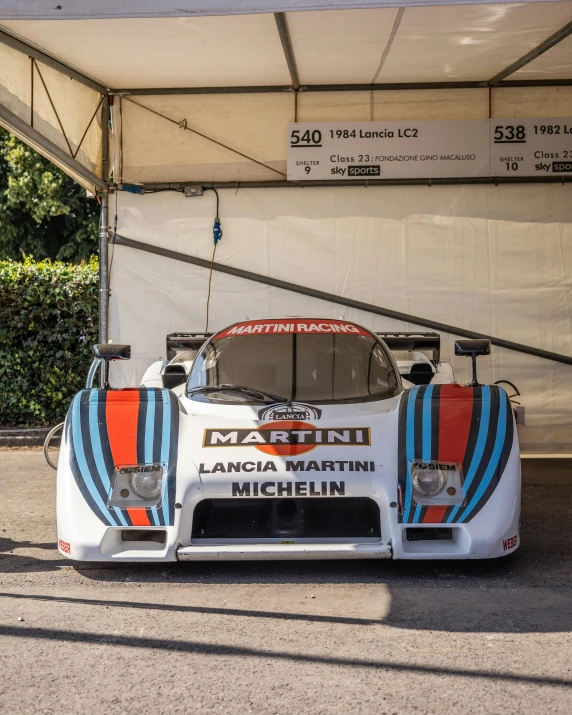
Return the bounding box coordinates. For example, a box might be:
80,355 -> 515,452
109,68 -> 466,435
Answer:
0,0 -> 561,21
0,2 -> 571,89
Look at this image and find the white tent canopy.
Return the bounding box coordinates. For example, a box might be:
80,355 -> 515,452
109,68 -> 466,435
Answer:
1,1 -> 571,451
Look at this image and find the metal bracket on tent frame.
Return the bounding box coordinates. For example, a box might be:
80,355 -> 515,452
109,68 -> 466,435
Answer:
111,233 -> 572,368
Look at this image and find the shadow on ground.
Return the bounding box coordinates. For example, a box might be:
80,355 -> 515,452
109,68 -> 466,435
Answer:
2,460 -> 571,634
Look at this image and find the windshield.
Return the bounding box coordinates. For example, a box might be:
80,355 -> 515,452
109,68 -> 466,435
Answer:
187,328 -> 401,404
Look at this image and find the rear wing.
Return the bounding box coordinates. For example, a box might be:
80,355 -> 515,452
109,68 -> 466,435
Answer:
377,332 -> 440,364
166,330 -> 441,364
166,333 -> 213,360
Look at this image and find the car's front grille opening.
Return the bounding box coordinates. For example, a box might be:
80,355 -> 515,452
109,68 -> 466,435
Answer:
406,527 -> 453,542
192,498 -> 381,539
120,529 -> 167,544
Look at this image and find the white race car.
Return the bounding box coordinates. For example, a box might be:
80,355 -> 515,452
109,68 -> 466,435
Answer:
56,318 -> 521,562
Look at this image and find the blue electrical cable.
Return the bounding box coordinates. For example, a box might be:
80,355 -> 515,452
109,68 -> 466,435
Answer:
204,187 -> 222,330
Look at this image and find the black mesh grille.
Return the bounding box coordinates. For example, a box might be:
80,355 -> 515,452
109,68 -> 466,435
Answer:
192,497 -> 381,539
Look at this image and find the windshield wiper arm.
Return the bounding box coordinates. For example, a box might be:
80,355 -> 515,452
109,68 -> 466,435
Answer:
188,384 -> 288,403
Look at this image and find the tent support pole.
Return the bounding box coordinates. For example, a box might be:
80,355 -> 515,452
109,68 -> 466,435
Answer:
112,234 -> 572,368
98,97 -> 110,382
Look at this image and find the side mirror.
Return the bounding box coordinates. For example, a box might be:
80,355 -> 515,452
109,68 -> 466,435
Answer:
454,339 -> 491,387
93,344 -> 131,360
162,364 -> 187,390
88,344 -> 131,389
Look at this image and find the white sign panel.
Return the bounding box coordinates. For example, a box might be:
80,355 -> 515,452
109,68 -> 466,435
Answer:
491,118 -> 572,177
287,121 -> 490,181
287,119 -> 572,181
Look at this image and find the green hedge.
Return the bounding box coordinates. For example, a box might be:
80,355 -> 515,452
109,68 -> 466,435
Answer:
0,257 -> 98,426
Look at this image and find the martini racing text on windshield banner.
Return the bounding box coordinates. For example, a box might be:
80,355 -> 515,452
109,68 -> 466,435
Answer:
214,319 -> 372,339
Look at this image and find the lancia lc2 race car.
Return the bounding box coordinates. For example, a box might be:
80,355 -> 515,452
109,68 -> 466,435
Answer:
56,318 -> 521,562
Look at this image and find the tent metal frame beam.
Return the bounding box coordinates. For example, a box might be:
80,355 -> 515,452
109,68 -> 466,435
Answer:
135,176 -> 572,191
0,100 -> 106,189
111,233 -> 572,368
112,79 -> 572,96
0,27 -> 108,95
488,20 -> 572,86
274,12 -> 300,91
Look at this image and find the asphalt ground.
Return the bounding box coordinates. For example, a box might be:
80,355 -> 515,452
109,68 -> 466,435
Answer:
0,449 -> 571,715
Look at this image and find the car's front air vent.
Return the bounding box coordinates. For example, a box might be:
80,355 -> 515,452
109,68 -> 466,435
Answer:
406,527 -> 453,542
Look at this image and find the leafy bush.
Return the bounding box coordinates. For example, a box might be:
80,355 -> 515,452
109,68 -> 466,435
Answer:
0,257 -> 98,426
0,128 -> 99,262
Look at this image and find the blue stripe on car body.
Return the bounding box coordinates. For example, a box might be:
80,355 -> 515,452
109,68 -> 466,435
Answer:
459,390 -> 508,522
71,392 -> 114,526
403,386 -> 420,523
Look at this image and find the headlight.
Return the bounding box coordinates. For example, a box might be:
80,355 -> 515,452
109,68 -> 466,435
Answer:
107,464 -> 165,509
412,469 -> 446,496
129,470 -> 163,499
409,461 -> 464,505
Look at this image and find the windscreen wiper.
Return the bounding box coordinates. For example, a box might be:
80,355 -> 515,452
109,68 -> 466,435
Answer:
188,384 -> 288,404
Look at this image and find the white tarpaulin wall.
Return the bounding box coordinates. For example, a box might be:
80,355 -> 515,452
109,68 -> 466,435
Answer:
110,185 -> 572,453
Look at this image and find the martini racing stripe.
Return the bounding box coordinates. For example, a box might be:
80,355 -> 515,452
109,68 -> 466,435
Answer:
142,388 -> 161,527
88,392 -> 128,527
400,385 -> 420,523
95,390 -> 130,525
66,388 -> 179,527
454,387 -> 512,523
160,390 -> 175,527
106,390 -> 150,526
398,385 -> 513,524
67,393 -> 116,527
437,384 -> 478,524
447,387 -> 492,523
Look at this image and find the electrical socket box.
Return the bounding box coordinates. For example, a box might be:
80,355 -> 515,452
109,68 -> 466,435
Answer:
184,185 -> 204,197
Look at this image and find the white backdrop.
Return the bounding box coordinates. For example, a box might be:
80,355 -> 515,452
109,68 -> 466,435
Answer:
109,185 -> 572,452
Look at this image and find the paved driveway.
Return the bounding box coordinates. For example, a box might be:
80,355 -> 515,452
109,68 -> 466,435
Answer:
0,450 -> 571,714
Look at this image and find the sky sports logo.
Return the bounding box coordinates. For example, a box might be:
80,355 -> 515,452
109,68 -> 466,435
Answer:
348,165 -> 380,176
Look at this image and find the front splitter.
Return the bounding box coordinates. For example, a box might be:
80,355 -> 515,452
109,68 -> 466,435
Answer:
177,543 -> 392,561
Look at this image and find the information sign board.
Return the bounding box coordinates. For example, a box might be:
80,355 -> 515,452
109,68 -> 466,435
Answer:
286,118 -> 572,181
